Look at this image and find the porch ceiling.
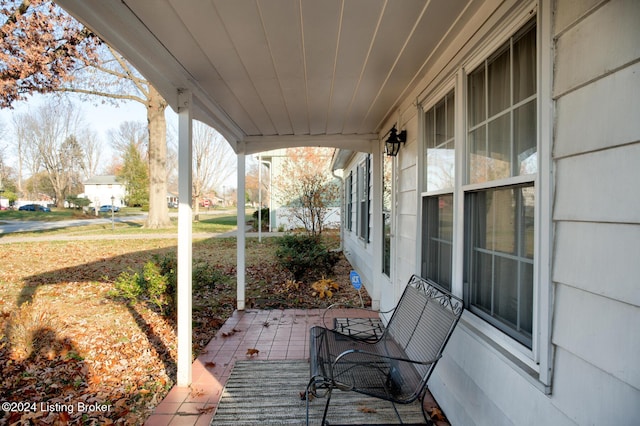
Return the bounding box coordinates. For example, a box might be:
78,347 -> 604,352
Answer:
57,0 -> 480,154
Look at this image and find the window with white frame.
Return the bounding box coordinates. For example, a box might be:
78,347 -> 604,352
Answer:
357,156 -> 371,241
382,155 -> 392,276
420,18 -> 538,350
464,20 -> 537,348
421,89 -> 455,291
346,171 -> 353,232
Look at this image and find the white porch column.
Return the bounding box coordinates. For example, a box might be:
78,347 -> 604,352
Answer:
176,90 -> 193,386
370,140 -> 382,310
236,145 -> 246,310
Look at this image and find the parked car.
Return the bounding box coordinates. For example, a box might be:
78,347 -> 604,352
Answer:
18,204 -> 51,212
98,205 -> 120,213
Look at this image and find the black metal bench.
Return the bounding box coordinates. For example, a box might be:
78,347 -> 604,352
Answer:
306,275 -> 464,425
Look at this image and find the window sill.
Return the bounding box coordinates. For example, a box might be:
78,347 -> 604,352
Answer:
459,311 -> 552,395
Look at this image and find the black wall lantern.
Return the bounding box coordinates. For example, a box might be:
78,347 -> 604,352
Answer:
384,125 -> 407,157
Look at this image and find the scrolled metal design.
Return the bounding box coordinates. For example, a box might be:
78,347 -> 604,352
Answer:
409,275 -> 464,316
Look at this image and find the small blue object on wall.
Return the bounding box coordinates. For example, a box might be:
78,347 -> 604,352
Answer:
350,270 -> 362,290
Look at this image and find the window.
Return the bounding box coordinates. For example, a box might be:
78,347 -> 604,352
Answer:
467,22 -> 537,184
357,156 -> 371,241
383,155 -> 392,276
346,172 -> 353,232
424,91 -> 455,191
464,20 -> 536,348
421,89 -> 455,290
465,185 -> 534,347
422,194 -> 453,290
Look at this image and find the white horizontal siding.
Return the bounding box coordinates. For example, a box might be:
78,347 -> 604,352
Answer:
553,283 -> 640,389
431,328 -> 572,426
551,1 -> 640,425
554,221 -> 640,306
554,143 -> 640,223
555,61 -> 640,158
554,0 -> 640,96
551,348 -> 640,426
554,0 -> 604,35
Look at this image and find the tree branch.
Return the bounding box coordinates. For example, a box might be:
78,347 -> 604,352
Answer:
55,87 -> 147,105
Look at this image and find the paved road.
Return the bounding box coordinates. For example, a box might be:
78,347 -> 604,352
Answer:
0,216 -> 282,244
0,215 -> 145,235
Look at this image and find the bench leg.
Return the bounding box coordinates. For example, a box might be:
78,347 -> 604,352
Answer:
321,387 -> 333,426
305,377 -> 333,426
305,379 -> 314,426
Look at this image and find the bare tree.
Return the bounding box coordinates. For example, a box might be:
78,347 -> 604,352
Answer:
0,119 -> 7,190
19,98 -> 88,206
276,147 -> 340,236
79,128 -> 101,178
108,121 -> 148,158
192,121 -> 235,220
1,0 -> 171,228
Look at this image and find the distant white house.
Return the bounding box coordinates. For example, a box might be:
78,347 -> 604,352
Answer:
260,148 -> 341,232
82,175 -> 126,208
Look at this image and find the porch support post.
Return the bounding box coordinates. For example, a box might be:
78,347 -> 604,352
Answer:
236,145 -> 246,310
370,140 -> 382,310
176,90 -> 193,386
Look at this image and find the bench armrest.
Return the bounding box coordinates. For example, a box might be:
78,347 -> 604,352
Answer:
334,348 -> 441,367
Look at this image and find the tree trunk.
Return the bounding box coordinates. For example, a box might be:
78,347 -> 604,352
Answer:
145,86 -> 170,228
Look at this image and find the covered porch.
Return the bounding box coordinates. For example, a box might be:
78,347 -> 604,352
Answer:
56,0 -> 476,389
144,307 -> 445,426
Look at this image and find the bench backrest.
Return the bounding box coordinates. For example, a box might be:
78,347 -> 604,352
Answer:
384,275 -> 464,381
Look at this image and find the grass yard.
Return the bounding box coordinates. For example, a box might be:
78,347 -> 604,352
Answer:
0,233 -> 368,424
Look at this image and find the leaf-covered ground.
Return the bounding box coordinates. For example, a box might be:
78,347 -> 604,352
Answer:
0,235 -> 369,425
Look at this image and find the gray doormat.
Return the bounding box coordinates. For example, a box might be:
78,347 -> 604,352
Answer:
212,360 -> 426,425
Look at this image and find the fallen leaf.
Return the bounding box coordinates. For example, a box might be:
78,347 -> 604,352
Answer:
246,348 -> 259,357
358,406 -> 377,414
197,405 -> 215,414
204,361 -> 216,368
299,391 -> 314,401
427,407 -> 447,422
191,387 -> 205,397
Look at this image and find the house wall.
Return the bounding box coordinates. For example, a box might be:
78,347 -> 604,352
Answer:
264,148 -> 341,232
339,0 -> 639,424
342,152 -> 375,296
83,184 -> 126,207
549,0 -> 640,424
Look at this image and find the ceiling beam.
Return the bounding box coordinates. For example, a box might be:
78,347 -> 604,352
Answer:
242,133 -> 378,155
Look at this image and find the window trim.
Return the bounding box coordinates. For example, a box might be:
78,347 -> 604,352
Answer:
417,2 -> 553,390
462,14 -> 539,366
357,155 -> 371,242
346,171 -> 353,232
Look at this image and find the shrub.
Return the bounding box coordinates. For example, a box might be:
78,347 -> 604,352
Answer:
153,253 -> 177,296
143,261 -> 168,311
112,261 -> 169,313
252,208 -> 269,231
112,270 -> 144,302
193,262 -> 229,290
275,234 -> 338,280
112,254 -> 229,314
